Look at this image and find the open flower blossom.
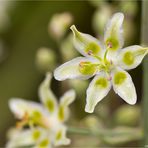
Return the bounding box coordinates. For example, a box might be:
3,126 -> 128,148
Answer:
7,73 -> 76,148
54,12 -> 148,113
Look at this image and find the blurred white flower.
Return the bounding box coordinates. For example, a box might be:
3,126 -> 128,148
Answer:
7,73 -> 76,148
48,12 -> 73,40
54,12 -> 148,113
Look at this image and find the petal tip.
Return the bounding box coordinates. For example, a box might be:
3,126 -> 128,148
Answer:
85,104 -> 94,113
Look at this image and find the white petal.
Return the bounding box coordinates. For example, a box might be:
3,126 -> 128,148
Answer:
70,25 -> 105,57
85,73 -> 111,113
117,45 -> 148,70
39,72 -> 58,113
58,89 -> 76,122
6,129 -> 35,148
60,89 -> 76,106
104,12 -> 124,60
54,125 -> 70,146
9,98 -> 47,120
111,67 -> 137,105
54,57 -> 99,81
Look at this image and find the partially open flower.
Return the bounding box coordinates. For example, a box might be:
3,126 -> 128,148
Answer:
7,73 -> 76,148
54,12 -> 148,113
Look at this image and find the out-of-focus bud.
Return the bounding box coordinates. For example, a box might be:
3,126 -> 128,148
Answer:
68,79 -> 88,96
35,47 -> 56,72
48,12 -> 73,40
60,33 -> 78,62
92,4 -> 113,37
88,0 -> 107,8
81,115 -> 103,130
119,1 -> 138,17
0,1 -> 12,32
113,105 -> 140,126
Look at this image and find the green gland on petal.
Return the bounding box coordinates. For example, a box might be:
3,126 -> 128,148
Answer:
123,51 -> 134,65
79,61 -> 97,75
85,42 -> 100,55
32,129 -> 41,140
56,130 -> 62,140
45,99 -> 55,113
39,139 -> 49,147
95,77 -> 108,88
58,106 -> 64,121
114,72 -> 127,85
106,36 -> 119,51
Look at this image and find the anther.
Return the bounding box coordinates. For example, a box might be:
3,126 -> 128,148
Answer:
107,42 -> 113,48
87,50 -> 93,55
107,75 -> 112,81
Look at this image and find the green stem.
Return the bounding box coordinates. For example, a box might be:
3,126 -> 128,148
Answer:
68,126 -> 142,137
141,0 -> 148,145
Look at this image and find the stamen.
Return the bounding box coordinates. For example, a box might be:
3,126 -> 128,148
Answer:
107,42 -> 113,48
16,112 -> 29,128
87,50 -> 93,56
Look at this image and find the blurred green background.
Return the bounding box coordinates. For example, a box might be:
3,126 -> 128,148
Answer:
0,0 -> 145,147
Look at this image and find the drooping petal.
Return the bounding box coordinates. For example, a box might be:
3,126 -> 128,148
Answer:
85,72 -> 111,113
9,98 -> 46,120
54,57 -> 99,81
54,125 -> 70,146
117,45 -> 148,70
6,129 -> 35,148
104,12 -> 124,60
70,25 -> 104,57
111,67 -> 137,105
39,73 -> 58,114
58,89 -> 76,122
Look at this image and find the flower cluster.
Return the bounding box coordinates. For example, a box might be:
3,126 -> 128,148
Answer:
7,73 -> 75,148
54,12 -> 148,113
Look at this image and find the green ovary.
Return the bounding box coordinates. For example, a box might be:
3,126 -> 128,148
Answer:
85,42 -> 100,55
114,72 -> 126,85
95,77 -> 108,88
106,36 -> 119,51
79,62 -> 96,75
123,51 -> 134,65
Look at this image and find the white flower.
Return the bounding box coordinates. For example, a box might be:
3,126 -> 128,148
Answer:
54,12 -> 148,113
7,73 -> 76,148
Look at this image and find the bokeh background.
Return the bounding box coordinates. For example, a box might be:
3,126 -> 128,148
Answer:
0,0 -> 147,147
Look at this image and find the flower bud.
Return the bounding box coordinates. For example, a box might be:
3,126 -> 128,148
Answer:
35,47 -> 56,72
113,105 -> 140,126
48,12 -> 73,40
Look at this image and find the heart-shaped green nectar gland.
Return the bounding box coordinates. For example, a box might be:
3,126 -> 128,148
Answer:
114,72 -> 127,85
85,42 -> 100,55
95,77 -> 108,88
123,51 -> 134,65
106,36 -> 119,51
79,61 -> 96,75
